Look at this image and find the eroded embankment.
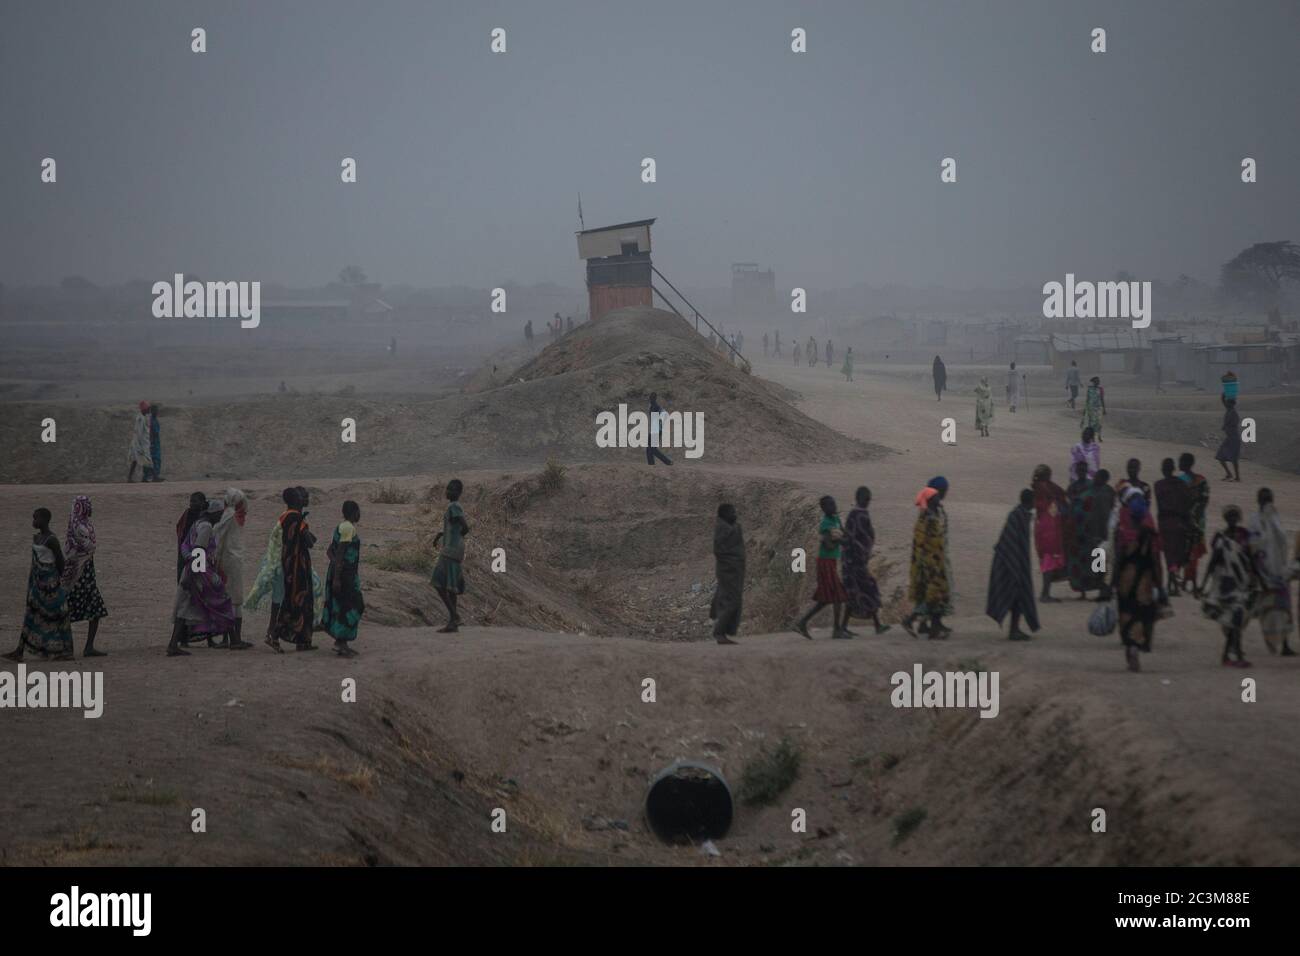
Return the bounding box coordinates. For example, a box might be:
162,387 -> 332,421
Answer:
362,463 -> 911,639
2,626 -> 1274,867
1106,399 -> 1300,476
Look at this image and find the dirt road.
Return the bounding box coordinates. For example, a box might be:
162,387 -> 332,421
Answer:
2,353 -> 1297,865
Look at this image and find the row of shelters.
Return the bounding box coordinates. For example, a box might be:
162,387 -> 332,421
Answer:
1010,327 -> 1297,391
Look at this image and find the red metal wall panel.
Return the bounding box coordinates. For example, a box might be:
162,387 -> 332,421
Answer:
589,283 -> 652,321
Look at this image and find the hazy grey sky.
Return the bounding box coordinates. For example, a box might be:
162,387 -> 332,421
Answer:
2,0 -> 1297,291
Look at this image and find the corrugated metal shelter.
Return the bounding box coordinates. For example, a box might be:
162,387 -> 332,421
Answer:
1049,330 -> 1150,374
1154,335 -> 1288,390
577,219 -> 655,321
1151,337 -> 1182,385
1014,334 -> 1051,364
1188,344 -> 1285,391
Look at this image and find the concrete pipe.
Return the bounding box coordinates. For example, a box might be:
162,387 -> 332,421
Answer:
644,760 -> 733,844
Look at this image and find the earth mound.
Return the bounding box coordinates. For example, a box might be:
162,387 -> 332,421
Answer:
449,306 -> 884,466
360,463 -> 907,639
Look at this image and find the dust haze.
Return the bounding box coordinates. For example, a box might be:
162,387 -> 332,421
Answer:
2,1 -> 1300,869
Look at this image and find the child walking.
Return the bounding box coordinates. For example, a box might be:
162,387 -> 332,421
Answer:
793,496 -> 851,639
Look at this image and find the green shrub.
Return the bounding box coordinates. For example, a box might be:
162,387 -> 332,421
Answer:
892,807 -> 927,846
739,738 -> 801,806
539,457 -> 567,494
370,480 -> 414,504
372,545 -> 435,574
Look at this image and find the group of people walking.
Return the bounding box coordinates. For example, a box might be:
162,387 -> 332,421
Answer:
925,356 -> 1037,436
1019,443 -> 1295,670
9,487 -> 369,662
710,486 -> 890,644
707,443 -> 1295,675
174,485 -> 369,657
5,497 -> 109,662
36,365 -> 1297,676
10,477 -> 476,662
920,357 -> 1107,441
763,332 -> 836,371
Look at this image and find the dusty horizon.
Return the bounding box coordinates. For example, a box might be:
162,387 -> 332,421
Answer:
3,0 -> 1298,293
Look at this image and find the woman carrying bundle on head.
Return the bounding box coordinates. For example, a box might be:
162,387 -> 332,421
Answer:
1215,398 -> 1243,482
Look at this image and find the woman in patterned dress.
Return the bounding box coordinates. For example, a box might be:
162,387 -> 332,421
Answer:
268,488 -> 317,652
62,495 -> 108,657
1080,377 -> 1105,440
903,477 -> 953,639
974,377 -> 994,437
4,508 -> 74,661
1113,488 -> 1162,672
167,498 -> 236,656
322,500 -> 365,656
1200,505 -> 1261,668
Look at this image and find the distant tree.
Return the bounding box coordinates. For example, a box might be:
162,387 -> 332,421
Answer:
1220,241 -> 1300,310
339,265 -> 368,286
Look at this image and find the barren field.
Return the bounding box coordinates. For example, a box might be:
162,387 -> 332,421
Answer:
2,308 -> 1299,866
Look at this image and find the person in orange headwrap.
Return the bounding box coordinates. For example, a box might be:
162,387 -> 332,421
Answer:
903,477 -> 953,639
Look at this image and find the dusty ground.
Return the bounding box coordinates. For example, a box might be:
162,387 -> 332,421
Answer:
0,309 -> 880,483
2,316 -> 1299,866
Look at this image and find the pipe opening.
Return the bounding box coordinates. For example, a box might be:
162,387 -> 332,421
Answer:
644,761 -> 733,844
